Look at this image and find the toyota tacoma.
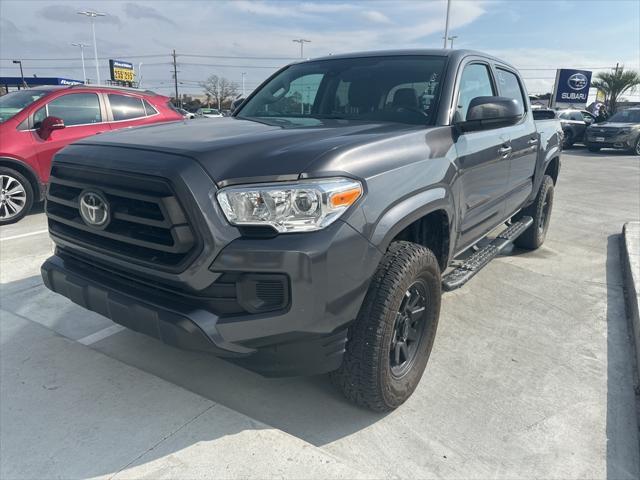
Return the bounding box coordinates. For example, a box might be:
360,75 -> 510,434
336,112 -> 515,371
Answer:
42,50 -> 562,411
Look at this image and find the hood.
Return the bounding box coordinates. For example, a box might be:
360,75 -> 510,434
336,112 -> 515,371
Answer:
76,117 -> 420,185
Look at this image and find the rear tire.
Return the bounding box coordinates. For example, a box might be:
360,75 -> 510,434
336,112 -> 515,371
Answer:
514,175 -> 554,250
632,137 -> 640,156
331,241 -> 441,411
0,167 -> 33,226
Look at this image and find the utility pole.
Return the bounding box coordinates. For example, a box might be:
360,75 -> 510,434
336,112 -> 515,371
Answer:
71,43 -> 90,84
217,77 -> 221,110
241,72 -> 246,97
443,0 -> 451,49
292,38 -> 311,58
172,50 -> 179,107
12,60 -> 27,88
77,11 -> 106,84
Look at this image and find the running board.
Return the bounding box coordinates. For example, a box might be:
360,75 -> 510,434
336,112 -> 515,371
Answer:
442,216 -> 533,292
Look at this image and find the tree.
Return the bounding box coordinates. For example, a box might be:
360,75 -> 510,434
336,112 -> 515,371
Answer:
591,67 -> 640,114
200,75 -> 239,110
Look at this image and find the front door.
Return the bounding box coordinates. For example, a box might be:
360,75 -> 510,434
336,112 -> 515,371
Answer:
33,92 -> 108,182
453,62 -> 510,251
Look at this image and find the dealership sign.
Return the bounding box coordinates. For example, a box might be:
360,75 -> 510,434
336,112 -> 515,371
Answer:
109,59 -> 135,83
551,68 -> 592,108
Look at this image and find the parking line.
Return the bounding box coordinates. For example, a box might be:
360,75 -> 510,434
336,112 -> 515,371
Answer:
77,325 -> 126,346
0,229 -> 49,242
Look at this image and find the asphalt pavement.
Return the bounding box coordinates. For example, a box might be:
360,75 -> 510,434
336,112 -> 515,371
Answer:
1,148 -> 639,479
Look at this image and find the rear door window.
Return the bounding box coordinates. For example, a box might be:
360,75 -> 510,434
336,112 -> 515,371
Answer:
34,93 -> 102,127
108,94 -> 147,121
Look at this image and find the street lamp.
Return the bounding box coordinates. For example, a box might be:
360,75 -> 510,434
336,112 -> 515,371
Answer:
12,60 -> 27,88
77,10 -> 106,84
71,43 -> 90,84
292,39 -> 311,59
442,0 -> 451,48
241,72 -> 246,97
448,35 -> 458,48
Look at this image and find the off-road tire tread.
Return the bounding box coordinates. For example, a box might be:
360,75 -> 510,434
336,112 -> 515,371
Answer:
514,175 -> 554,250
330,241 -> 440,411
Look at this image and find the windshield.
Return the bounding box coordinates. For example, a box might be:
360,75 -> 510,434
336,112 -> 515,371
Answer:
236,55 -> 446,127
0,89 -> 49,123
608,109 -> 640,123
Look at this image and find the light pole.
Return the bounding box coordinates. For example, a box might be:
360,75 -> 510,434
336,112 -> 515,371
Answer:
241,72 -> 246,97
448,35 -> 458,48
71,43 -> 90,83
442,0 -> 451,49
292,39 -> 311,59
77,10 -> 106,84
12,60 -> 27,88
137,62 -> 143,87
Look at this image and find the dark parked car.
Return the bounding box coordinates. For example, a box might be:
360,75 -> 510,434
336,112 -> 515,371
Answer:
41,49 -> 562,411
585,107 -> 640,154
557,109 -> 596,148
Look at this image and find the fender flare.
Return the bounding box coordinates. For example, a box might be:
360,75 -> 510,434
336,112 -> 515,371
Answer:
0,156 -> 43,200
370,186 -> 455,253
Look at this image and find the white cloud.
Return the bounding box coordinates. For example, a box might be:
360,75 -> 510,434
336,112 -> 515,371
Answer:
361,10 -> 392,24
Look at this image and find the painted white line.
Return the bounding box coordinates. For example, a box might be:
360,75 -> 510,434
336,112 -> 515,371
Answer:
77,325 -> 126,346
0,229 -> 49,242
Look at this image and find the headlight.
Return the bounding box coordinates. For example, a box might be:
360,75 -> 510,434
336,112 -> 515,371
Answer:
217,177 -> 363,233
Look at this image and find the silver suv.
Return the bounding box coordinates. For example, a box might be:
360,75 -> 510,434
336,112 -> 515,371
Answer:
585,107 -> 640,155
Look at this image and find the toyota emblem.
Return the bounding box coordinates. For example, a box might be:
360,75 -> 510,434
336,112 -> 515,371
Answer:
79,190 -> 110,228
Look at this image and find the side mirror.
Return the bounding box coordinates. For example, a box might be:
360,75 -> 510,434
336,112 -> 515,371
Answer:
38,116 -> 65,139
231,97 -> 245,113
458,96 -> 523,132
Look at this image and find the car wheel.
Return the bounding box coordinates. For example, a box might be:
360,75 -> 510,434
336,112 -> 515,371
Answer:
587,145 -> 601,152
563,131 -> 574,148
514,175 -> 554,250
633,137 -> 640,156
330,241 -> 441,411
0,167 -> 33,225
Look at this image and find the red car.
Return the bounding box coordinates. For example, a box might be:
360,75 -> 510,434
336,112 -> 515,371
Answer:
0,85 -> 182,224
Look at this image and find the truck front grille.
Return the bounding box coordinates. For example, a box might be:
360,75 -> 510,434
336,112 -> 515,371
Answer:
46,164 -> 199,271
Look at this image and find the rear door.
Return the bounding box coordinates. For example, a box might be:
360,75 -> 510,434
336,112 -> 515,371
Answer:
453,61 -> 511,250
33,92 -> 109,180
494,67 -> 538,218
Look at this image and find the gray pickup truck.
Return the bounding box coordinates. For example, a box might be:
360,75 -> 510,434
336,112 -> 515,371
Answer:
42,49 -> 562,411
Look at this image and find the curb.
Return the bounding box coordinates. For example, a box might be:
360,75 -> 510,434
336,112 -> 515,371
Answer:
622,222 -> 640,378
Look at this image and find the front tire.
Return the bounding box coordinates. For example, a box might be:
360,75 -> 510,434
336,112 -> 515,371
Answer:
563,131 -> 574,149
331,241 -> 441,411
0,167 -> 33,225
514,175 -> 554,250
632,137 -> 640,156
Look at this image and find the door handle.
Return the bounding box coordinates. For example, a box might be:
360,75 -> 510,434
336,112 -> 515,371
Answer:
498,146 -> 512,157
528,138 -> 539,145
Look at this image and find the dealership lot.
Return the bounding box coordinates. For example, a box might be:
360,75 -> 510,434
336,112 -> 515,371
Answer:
1,149 -> 639,479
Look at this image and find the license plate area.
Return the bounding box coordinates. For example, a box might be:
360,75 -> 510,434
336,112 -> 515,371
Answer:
595,136 -> 605,142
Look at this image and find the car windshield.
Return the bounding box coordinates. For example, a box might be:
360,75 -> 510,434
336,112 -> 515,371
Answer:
0,89 -> 48,123
608,109 -> 640,123
236,55 -> 447,127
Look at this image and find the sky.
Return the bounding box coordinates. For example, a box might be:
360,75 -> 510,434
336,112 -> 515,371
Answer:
1,0 -> 639,99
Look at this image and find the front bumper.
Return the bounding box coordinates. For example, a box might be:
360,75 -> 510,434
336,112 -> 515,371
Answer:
41,220 -> 382,376
585,132 -> 635,150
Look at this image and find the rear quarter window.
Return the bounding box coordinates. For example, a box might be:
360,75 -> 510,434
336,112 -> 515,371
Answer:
108,94 -> 147,121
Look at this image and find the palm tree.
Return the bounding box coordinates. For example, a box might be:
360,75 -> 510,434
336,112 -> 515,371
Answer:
591,67 -> 640,114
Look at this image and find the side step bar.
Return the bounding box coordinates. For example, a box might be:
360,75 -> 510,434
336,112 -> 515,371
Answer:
442,216 -> 533,292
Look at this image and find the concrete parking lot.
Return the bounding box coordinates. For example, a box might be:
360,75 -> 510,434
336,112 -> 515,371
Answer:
1,149 -> 639,479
